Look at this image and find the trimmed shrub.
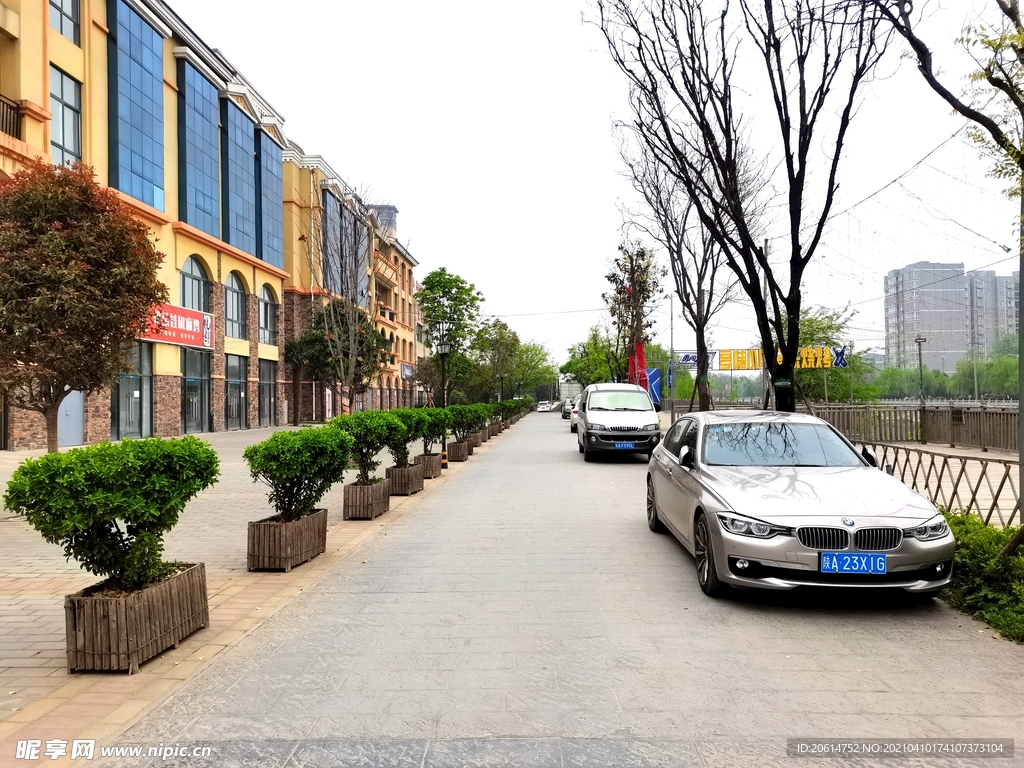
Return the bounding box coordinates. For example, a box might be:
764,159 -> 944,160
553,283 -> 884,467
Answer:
447,404 -> 475,442
332,411 -> 406,486
388,409 -> 429,468
943,512 -> 1024,642
3,437 -> 220,591
469,403 -> 490,432
421,408 -> 453,455
243,427 -> 354,523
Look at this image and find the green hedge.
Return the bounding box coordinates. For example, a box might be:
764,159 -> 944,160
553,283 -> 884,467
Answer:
944,512 -> 1024,642
244,427 -> 353,523
4,437 -> 220,591
388,409 -> 429,468
421,408 -> 452,455
332,411 -> 406,486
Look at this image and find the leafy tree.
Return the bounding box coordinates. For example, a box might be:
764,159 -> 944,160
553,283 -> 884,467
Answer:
420,408 -> 453,456
874,367 -> 950,399
472,319 -> 520,398
994,333 -> 1019,357
0,161 -> 169,452
387,409 -> 429,468
951,356 -> 1019,398
511,341 -> 558,398
285,300 -> 389,419
793,307 -> 880,404
560,327 -> 614,387
416,268 -> 484,354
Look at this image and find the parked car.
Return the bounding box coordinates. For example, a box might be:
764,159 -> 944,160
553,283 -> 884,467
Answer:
570,395 -> 581,432
537,401 -> 551,412
646,411 -> 955,598
576,383 -> 661,461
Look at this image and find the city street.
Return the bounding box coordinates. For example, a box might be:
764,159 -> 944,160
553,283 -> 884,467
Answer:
100,411 -> 1024,767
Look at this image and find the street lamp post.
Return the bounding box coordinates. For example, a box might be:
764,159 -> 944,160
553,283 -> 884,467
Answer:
434,320 -> 453,469
498,373 -> 508,403
915,335 -> 927,443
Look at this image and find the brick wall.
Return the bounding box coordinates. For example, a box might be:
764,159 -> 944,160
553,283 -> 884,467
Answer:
83,388 -> 111,444
247,298 -> 259,428
210,283 -> 226,433
6,390 -> 110,450
154,375 -> 181,437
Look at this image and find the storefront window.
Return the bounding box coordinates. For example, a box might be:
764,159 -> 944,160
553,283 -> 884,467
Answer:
182,348 -> 211,434
259,359 -> 276,428
225,354 -> 248,430
111,343 -> 153,440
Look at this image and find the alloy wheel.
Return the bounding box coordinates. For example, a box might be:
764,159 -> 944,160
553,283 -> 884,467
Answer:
695,519 -> 710,585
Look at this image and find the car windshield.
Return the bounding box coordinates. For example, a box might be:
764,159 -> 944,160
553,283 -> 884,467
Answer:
588,391 -> 653,411
702,422 -> 862,467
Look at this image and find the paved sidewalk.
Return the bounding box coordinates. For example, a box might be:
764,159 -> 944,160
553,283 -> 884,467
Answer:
0,424 -> 483,767
91,412 -> 1024,767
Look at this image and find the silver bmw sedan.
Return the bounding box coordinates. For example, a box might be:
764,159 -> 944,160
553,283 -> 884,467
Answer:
646,411 -> 955,598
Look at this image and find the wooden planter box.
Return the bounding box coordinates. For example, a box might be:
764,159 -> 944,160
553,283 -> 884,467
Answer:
480,427 -> 489,443
247,508 -> 327,572
469,431 -> 483,448
414,452 -> 442,479
343,480 -> 390,520
448,440 -> 469,462
65,563 -> 208,675
386,463 -> 424,495
466,438 -> 474,456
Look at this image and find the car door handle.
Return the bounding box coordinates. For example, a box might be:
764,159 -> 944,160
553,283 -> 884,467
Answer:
667,468 -> 673,476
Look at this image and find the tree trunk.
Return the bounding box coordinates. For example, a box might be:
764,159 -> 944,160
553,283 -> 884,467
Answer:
773,364 -> 796,412
44,405 -> 59,453
695,328 -> 712,412
999,524 -> 1024,558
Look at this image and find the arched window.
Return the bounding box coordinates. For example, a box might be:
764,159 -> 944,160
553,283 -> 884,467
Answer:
180,256 -> 210,312
258,285 -> 277,344
225,272 -> 248,339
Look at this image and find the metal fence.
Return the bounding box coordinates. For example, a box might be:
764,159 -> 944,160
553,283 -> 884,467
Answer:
860,442 -> 1020,528
669,401 -> 1018,452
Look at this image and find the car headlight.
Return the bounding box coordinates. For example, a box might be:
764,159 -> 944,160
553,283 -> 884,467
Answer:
588,423 -> 607,431
718,513 -> 789,539
643,423 -> 660,431
903,514 -> 949,541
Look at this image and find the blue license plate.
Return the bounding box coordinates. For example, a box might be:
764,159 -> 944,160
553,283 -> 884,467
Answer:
820,552 -> 887,574
613,442 -> 636,450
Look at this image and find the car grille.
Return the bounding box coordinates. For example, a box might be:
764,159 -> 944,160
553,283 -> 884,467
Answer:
854,527 -> 903,551
797,527 -> 850,550
609,426 -> 640,432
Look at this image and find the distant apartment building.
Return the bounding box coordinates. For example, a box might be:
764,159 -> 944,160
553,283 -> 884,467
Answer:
884,262 -> 1019,374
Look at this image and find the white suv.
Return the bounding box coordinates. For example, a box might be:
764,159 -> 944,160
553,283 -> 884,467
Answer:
576,383 -> 662,462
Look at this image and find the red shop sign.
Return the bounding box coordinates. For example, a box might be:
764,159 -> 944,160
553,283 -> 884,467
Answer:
141,304 -> 215,349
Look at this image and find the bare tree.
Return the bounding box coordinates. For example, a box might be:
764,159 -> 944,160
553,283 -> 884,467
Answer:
621,138 -> 736,410
596,0 -> 889,411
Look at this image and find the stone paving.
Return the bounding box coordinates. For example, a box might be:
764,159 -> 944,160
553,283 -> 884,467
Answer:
74,412 -> 1024,767
0,425 -> 451,766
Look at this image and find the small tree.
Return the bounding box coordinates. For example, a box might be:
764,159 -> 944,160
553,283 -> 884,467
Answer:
243,427 -> 354,522
421,408 -> 452,456
415,268 -> 484,353
602,242 -> 665,387
332,411 -> 405,486
387,408 -> 428,468
0,162 -> 169,451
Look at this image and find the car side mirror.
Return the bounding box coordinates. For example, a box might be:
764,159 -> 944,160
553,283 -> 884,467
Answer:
580,403 -> 586,412
679,446 -> 695,469
654,402 -> 662,412
861,446 -> 878,468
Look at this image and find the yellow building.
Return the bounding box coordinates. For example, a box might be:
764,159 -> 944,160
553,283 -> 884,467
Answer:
0,0 -> 292,448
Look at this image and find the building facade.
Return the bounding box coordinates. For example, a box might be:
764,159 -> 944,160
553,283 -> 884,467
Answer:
884,261 -> 1019,375
0,0 -> 416,449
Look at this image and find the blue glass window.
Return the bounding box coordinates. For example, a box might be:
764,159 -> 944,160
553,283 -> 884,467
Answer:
221,100 -> 256,255
321,189 -> 342,294
256,131 -> 284,268
50,66 -> 81,166
180,63 -> 219,238
111,0 -> 164,210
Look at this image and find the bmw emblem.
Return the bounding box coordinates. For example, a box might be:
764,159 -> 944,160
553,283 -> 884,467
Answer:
842,518 -> 855,527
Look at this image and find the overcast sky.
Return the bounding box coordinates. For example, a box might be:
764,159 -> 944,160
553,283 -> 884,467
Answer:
169,0 -> 1017,367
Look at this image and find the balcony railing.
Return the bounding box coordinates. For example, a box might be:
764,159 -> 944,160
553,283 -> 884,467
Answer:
0,95 -> 21,140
